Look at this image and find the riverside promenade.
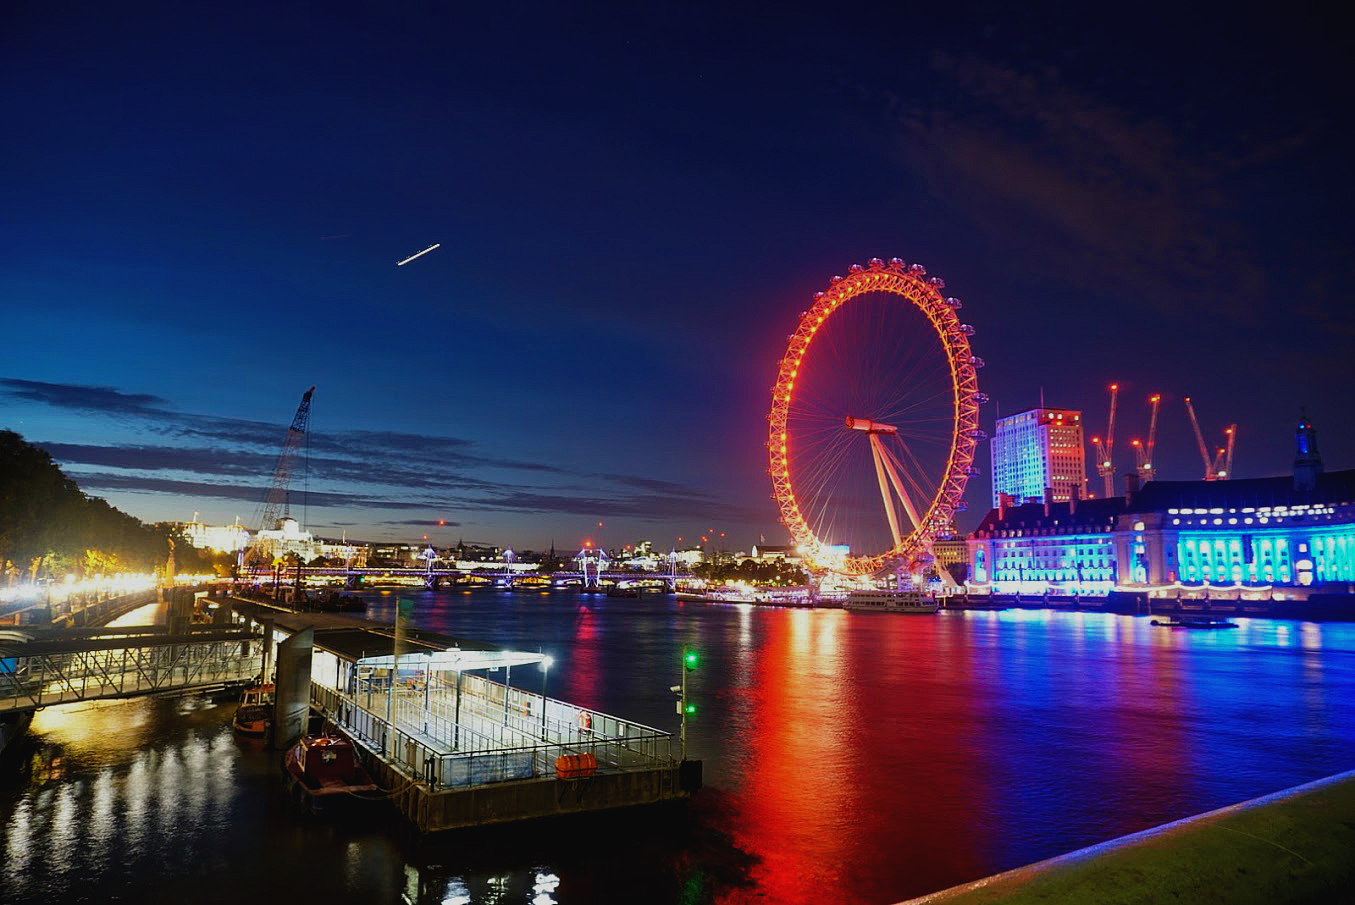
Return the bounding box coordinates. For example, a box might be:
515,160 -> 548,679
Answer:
902,769 -> 1355,904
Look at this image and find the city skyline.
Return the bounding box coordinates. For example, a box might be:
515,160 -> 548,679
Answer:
3,3 -> 1352,548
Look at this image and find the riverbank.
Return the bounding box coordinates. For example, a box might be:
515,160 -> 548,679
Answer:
902,767 -> 1355,904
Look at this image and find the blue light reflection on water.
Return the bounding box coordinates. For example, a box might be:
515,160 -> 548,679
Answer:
3,592 -> 1354,905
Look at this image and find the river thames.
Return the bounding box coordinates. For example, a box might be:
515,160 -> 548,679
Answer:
4,590 -> 1354,904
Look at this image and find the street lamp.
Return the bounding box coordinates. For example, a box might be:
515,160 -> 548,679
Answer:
540,655 -> 554,735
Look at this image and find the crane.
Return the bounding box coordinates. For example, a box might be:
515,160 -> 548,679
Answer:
1141,394 -> 1160,483
1211,425 -> 1236,479
247,387 -> 316,564
1184,396 -> 1217,481
1092,383 -> 1119,498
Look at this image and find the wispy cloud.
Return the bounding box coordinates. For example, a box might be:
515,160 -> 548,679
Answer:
881,53 -> 1272,323
6,377 -> 741,527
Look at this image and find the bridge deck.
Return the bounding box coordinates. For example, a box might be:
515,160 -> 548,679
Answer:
0,627 -> 263,714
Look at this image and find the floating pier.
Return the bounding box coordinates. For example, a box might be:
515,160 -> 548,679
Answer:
227,597 -> 698,832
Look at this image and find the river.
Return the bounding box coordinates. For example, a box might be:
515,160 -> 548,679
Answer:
4,589 -> 1354,903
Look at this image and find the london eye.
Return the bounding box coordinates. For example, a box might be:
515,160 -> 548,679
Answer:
768,258 -> 986,576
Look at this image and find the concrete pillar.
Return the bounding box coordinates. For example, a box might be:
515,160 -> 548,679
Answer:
271,627 -> 313,749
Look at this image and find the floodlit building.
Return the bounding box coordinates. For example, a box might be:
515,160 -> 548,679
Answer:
750,544 -> 799,563
968,415 -> 1355,598
990,407 -> 1087,507
254,517 -> 320,563
182,516 -> 250,553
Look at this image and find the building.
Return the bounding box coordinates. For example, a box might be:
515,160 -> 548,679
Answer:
990,407 -> 1087,507
254,517 -> 320,563
968,493 -> 1123,595
182,516 -> 250,554
968,415 -> 1355,598
931,535 -> 971,580
749,544 -> 800,563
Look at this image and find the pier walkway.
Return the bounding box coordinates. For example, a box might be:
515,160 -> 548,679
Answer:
226,596 -> 693,831
0,623 -> 263,715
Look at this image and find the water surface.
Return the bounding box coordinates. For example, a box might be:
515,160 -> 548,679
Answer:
4,591 -> 1353,903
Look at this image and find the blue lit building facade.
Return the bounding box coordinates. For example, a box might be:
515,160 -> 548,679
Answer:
1115,474 -> 1355,594
968,497 -> 1124,595
967,417 -> 1355,599
989,408 -> 1087,507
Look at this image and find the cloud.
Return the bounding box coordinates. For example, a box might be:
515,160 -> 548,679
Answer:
12,378 -> 755,528
882,53 -> 1269,323
0,378 -> 169,416
68,471 -> 451,511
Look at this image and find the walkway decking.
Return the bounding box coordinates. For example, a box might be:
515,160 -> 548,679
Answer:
0,624 -> 263,714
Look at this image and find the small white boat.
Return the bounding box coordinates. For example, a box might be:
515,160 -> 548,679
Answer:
844,589 -> 938,614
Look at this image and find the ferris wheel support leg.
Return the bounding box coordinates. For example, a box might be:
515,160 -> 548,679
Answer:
869,434 -> 906,548
876,440 -> 923,534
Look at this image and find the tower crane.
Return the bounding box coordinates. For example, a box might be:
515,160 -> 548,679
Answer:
246,387 -> 316,565
1184,396 -> 1218,481
1091,383 -> 1119,499
1211,425 -> 1236,479
1137,394 -> 1161,484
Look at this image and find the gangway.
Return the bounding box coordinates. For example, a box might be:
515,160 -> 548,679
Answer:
0,625 -> 264,715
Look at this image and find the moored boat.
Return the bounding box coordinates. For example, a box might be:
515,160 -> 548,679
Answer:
844,589 -> 938,614
282,732 -> 381,814
231,683 -> 274,736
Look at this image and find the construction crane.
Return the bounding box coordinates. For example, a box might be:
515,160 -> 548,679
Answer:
247,387 -> 316,564
1184,396 -> 1219,481
1137,394 -> 1161,484
1211,425 -> 1237,479
1091,383 -> 1119,499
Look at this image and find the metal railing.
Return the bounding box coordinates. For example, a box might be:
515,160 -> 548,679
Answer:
1,633 -> 262,713
311,673 -> 674,790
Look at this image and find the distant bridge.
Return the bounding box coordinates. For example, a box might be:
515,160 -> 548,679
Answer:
261,565 -> 690,591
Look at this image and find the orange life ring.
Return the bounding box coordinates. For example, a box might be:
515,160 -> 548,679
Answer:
578,711 -> 592,731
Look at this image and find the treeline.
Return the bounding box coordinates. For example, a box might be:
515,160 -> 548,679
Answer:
0,429 -> 227,582
692,557 -> 808,586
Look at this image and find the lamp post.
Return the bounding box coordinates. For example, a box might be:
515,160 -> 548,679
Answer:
540,655 -> 553,736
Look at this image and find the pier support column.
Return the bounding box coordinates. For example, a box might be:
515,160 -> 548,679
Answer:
271,627 -> 313,749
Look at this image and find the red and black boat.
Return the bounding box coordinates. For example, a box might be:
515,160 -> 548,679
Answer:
282,732 -> 381,814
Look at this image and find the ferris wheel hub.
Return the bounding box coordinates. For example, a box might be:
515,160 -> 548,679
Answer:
845,416 -> 898,434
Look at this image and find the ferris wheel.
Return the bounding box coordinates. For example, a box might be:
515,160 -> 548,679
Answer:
768,257 -> 987,576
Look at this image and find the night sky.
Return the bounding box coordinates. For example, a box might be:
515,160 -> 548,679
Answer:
2,2 -> 1351,549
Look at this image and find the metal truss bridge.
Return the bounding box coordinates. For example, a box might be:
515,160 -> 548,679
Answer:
0,623 -> 264,716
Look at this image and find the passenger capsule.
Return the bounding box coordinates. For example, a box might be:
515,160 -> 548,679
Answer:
830,275 -> 843,283
889,257 -> 906,268
928,276 -> 946,289
959,324 -> 975,335
945,297 -> 963,309
909,263 -> 927,274
868,257 -> 884,269
849,263 -> 865,273
969,356 -> 986,368
974,392 -> 990,404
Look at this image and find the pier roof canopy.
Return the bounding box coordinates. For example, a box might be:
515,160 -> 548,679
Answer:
313,626 -> 543,671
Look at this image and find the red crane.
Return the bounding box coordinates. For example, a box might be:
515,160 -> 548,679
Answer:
1136,394 -> 1161,483
1092,383 -> 1119,498
255,386 -> 316,533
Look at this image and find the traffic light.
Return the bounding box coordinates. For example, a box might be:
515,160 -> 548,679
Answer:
684,648 -> 699,671
684,702 -> 697,715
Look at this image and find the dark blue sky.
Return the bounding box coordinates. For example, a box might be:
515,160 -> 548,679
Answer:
2,1 -> 1351,549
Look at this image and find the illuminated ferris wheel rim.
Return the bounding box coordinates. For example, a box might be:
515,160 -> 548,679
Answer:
767,257 -> 984,576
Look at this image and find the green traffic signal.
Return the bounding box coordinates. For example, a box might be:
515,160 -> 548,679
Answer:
684,649 -> 699,670
684,702 -> 697,714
